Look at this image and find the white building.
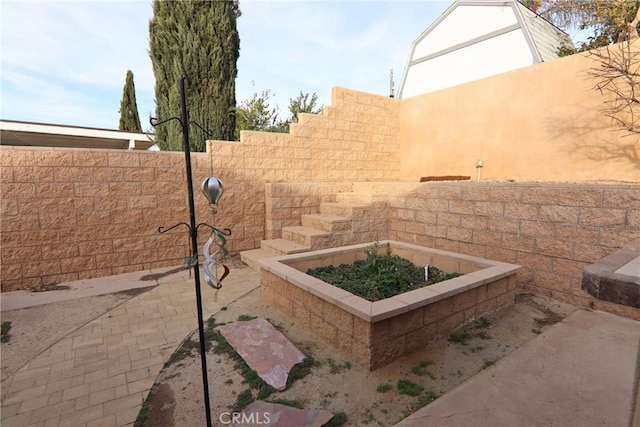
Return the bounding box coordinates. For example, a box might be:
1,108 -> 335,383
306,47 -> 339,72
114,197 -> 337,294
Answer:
0,120 -> 156,150
398,0 -> 572,98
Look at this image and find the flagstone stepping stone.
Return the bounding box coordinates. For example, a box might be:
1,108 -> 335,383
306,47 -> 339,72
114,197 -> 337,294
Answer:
239,400 -> 334,427
216,317 -> 305,391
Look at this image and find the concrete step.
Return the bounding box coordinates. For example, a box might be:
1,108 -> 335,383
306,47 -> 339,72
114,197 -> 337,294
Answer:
336,192 -> 373,204
282,226 -> 331,249
240,248 -> 274,272
320,202 -> 369,217
260,239 -> 310,255
301,213 -> 351,232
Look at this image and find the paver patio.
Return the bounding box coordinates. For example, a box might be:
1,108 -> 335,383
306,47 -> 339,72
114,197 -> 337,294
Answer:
1,265 -> 260,427
2,263 -> 639,427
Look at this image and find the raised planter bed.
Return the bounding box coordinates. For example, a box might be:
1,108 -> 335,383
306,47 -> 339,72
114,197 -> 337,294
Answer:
259,240 -> 521,370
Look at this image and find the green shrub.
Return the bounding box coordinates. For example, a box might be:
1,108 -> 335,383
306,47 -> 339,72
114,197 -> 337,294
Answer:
307,244 -> 461,302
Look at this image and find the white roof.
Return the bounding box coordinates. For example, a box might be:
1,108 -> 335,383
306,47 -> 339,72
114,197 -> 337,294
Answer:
0,120 -> 155,150
398,0 -> 573,98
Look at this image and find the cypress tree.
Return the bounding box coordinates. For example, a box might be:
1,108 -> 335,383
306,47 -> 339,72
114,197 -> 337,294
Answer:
118,70 -> 142,132
149,0 -> 240,151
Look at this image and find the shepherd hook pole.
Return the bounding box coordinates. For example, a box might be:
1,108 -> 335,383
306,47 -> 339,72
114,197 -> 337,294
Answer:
179,76 -> 213,427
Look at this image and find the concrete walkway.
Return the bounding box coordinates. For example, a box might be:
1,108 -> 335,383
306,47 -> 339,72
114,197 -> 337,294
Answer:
1,265 -> 260,427
397,309 -> 640,427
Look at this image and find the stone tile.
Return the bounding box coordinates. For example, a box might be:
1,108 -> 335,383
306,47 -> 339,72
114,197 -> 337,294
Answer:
86,414 -> 117,427
4,385 -> 48,405
17,394 -> 49,413
1,412 -> 32,427
217,318 -> 305,391
240,400 -> 334,427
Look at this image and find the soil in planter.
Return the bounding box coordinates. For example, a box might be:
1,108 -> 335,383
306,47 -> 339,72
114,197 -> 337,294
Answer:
306,250 -> 461,302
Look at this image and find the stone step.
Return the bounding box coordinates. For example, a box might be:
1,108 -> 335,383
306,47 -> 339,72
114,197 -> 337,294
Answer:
282,226 -> 331,249
320,202 -> 370,217
260,239 -> 310,255
301,213 -> 351,232
240,248 -> 274,272
336,192 -> 373,204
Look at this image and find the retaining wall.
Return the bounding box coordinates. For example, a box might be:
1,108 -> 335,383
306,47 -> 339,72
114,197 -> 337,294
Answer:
385,181 -> 640,319
0,88 -> 400,291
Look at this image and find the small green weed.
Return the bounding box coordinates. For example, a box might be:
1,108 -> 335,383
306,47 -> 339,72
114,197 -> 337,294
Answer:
448,331 -> 470,345
1,321 -> 12,343
475,331 -> 492,340
232,389 -> 254,412
163,337 -> 199,368
133,402 -> 149,427
532,328 -> 542,335
267,398 -> 303,408
327,358 -> 351,374
266,318 -> 286,331
410,365 -> 426,376
324,412 -> 348,427
410,360 -> 436,378
287,357 -> 320,387
237,314 -> 257,321
474,317 -> 492,329
376,383 -> 392,393
482,359 -> 495,370
397,379 -> 424,397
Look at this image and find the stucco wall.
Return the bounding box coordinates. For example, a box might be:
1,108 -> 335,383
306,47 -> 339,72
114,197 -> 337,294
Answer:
398,45 -> 639,183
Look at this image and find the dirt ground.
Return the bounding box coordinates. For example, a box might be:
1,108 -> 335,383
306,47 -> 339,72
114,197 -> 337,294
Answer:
141,286 -> 577,427
0,275 -> 578,427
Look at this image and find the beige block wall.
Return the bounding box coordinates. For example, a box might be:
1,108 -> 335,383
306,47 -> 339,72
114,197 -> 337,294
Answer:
398,44 -> 640,183
209,87 -> 401,183
0,88 -> 401,291
387,181 -> 640,319
0,146 -> 251,291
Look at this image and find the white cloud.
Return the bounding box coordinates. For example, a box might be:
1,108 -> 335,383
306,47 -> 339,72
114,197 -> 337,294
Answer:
1,0 -> 450,128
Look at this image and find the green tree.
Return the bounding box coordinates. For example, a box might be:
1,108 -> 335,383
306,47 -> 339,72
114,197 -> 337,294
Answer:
234,90 -> 324,138
118,70 -> 142,132
282,91 -> 323,132
234,90 -> 284,139
521,0 -> 640,52
149,0 -> 240,151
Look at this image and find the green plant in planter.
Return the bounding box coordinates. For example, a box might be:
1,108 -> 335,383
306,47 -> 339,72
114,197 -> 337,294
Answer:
307,242 -> 462,301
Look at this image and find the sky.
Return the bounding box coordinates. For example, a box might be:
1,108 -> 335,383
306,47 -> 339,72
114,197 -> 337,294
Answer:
0,0 -> 455,131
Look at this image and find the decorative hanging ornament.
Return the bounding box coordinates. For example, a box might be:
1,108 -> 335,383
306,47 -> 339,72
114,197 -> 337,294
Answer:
201,177 -> 224,212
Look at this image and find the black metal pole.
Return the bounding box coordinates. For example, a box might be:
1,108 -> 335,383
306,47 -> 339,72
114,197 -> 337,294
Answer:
179,75 -> 213,427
